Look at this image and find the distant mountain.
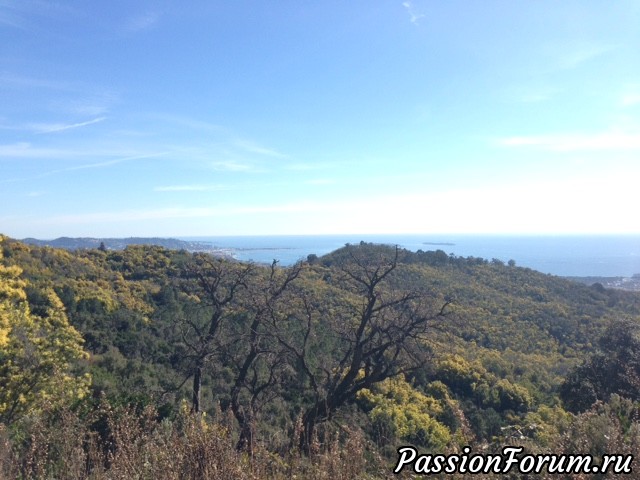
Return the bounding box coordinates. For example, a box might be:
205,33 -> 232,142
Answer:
20,236 -> 220,253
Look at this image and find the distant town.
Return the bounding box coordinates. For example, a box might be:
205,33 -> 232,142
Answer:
568,275 -> 640,292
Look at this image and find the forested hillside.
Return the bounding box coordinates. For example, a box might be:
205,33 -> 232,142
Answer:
2,234 -> 640,478
20,236 -> 220,253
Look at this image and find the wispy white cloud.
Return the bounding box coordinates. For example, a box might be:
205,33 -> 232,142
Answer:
233,139 -> 287,158
149,113 -> 226,134
140,114 -> 285,169
497,130 -> 640,151
0,147 -> 167,184
26,191 -> 45,197
0,117 -> 105,134
0,142 -> 161,161
0,72 -> 71,90
0,73 -> 118,118
30,116 -> 106,133
50,90 -> 118,116
67,102 -> 110,117
402,1 -> 425,25
0,142 -> 80,158
45,152 -> 168,175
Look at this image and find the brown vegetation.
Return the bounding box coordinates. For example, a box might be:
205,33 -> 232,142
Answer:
0,400 -> 380,480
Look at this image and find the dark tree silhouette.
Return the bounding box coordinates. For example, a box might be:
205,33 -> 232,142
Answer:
177,254 -> 255,414
273,244 -> 450,452
176,254 -> 302,453
226,260 -> 301,452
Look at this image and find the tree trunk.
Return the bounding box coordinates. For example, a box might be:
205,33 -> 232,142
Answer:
236,414 -> 254,454
231,394 -> 255,454
191,363 -> 202,414
299,401 -> 327,454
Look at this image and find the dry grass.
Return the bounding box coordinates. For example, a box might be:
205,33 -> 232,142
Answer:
0,401 -> 388,480
6,397 -> 639,479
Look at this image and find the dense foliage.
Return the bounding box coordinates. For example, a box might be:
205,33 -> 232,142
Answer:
2,234 -> 640,478
0,237 -> 89,425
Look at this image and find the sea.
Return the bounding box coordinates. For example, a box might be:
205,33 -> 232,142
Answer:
180,235 -> 640,278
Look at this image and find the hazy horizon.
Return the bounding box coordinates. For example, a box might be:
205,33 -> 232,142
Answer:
2,1 -> 639,238
15,232 -> 640,242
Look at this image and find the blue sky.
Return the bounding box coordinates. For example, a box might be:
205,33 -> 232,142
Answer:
1,0 -> 639,238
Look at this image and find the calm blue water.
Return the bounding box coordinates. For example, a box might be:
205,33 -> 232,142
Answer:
180,235 -> 640,278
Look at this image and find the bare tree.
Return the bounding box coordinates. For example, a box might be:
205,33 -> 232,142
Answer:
175,244 -> 447,454
226,260 -> 302,452
177,254 -> 255,414
176,254 -> 302,453
273,244 -> 450,452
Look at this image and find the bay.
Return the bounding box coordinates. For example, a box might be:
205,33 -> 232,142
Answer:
180,234 -> 640,278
